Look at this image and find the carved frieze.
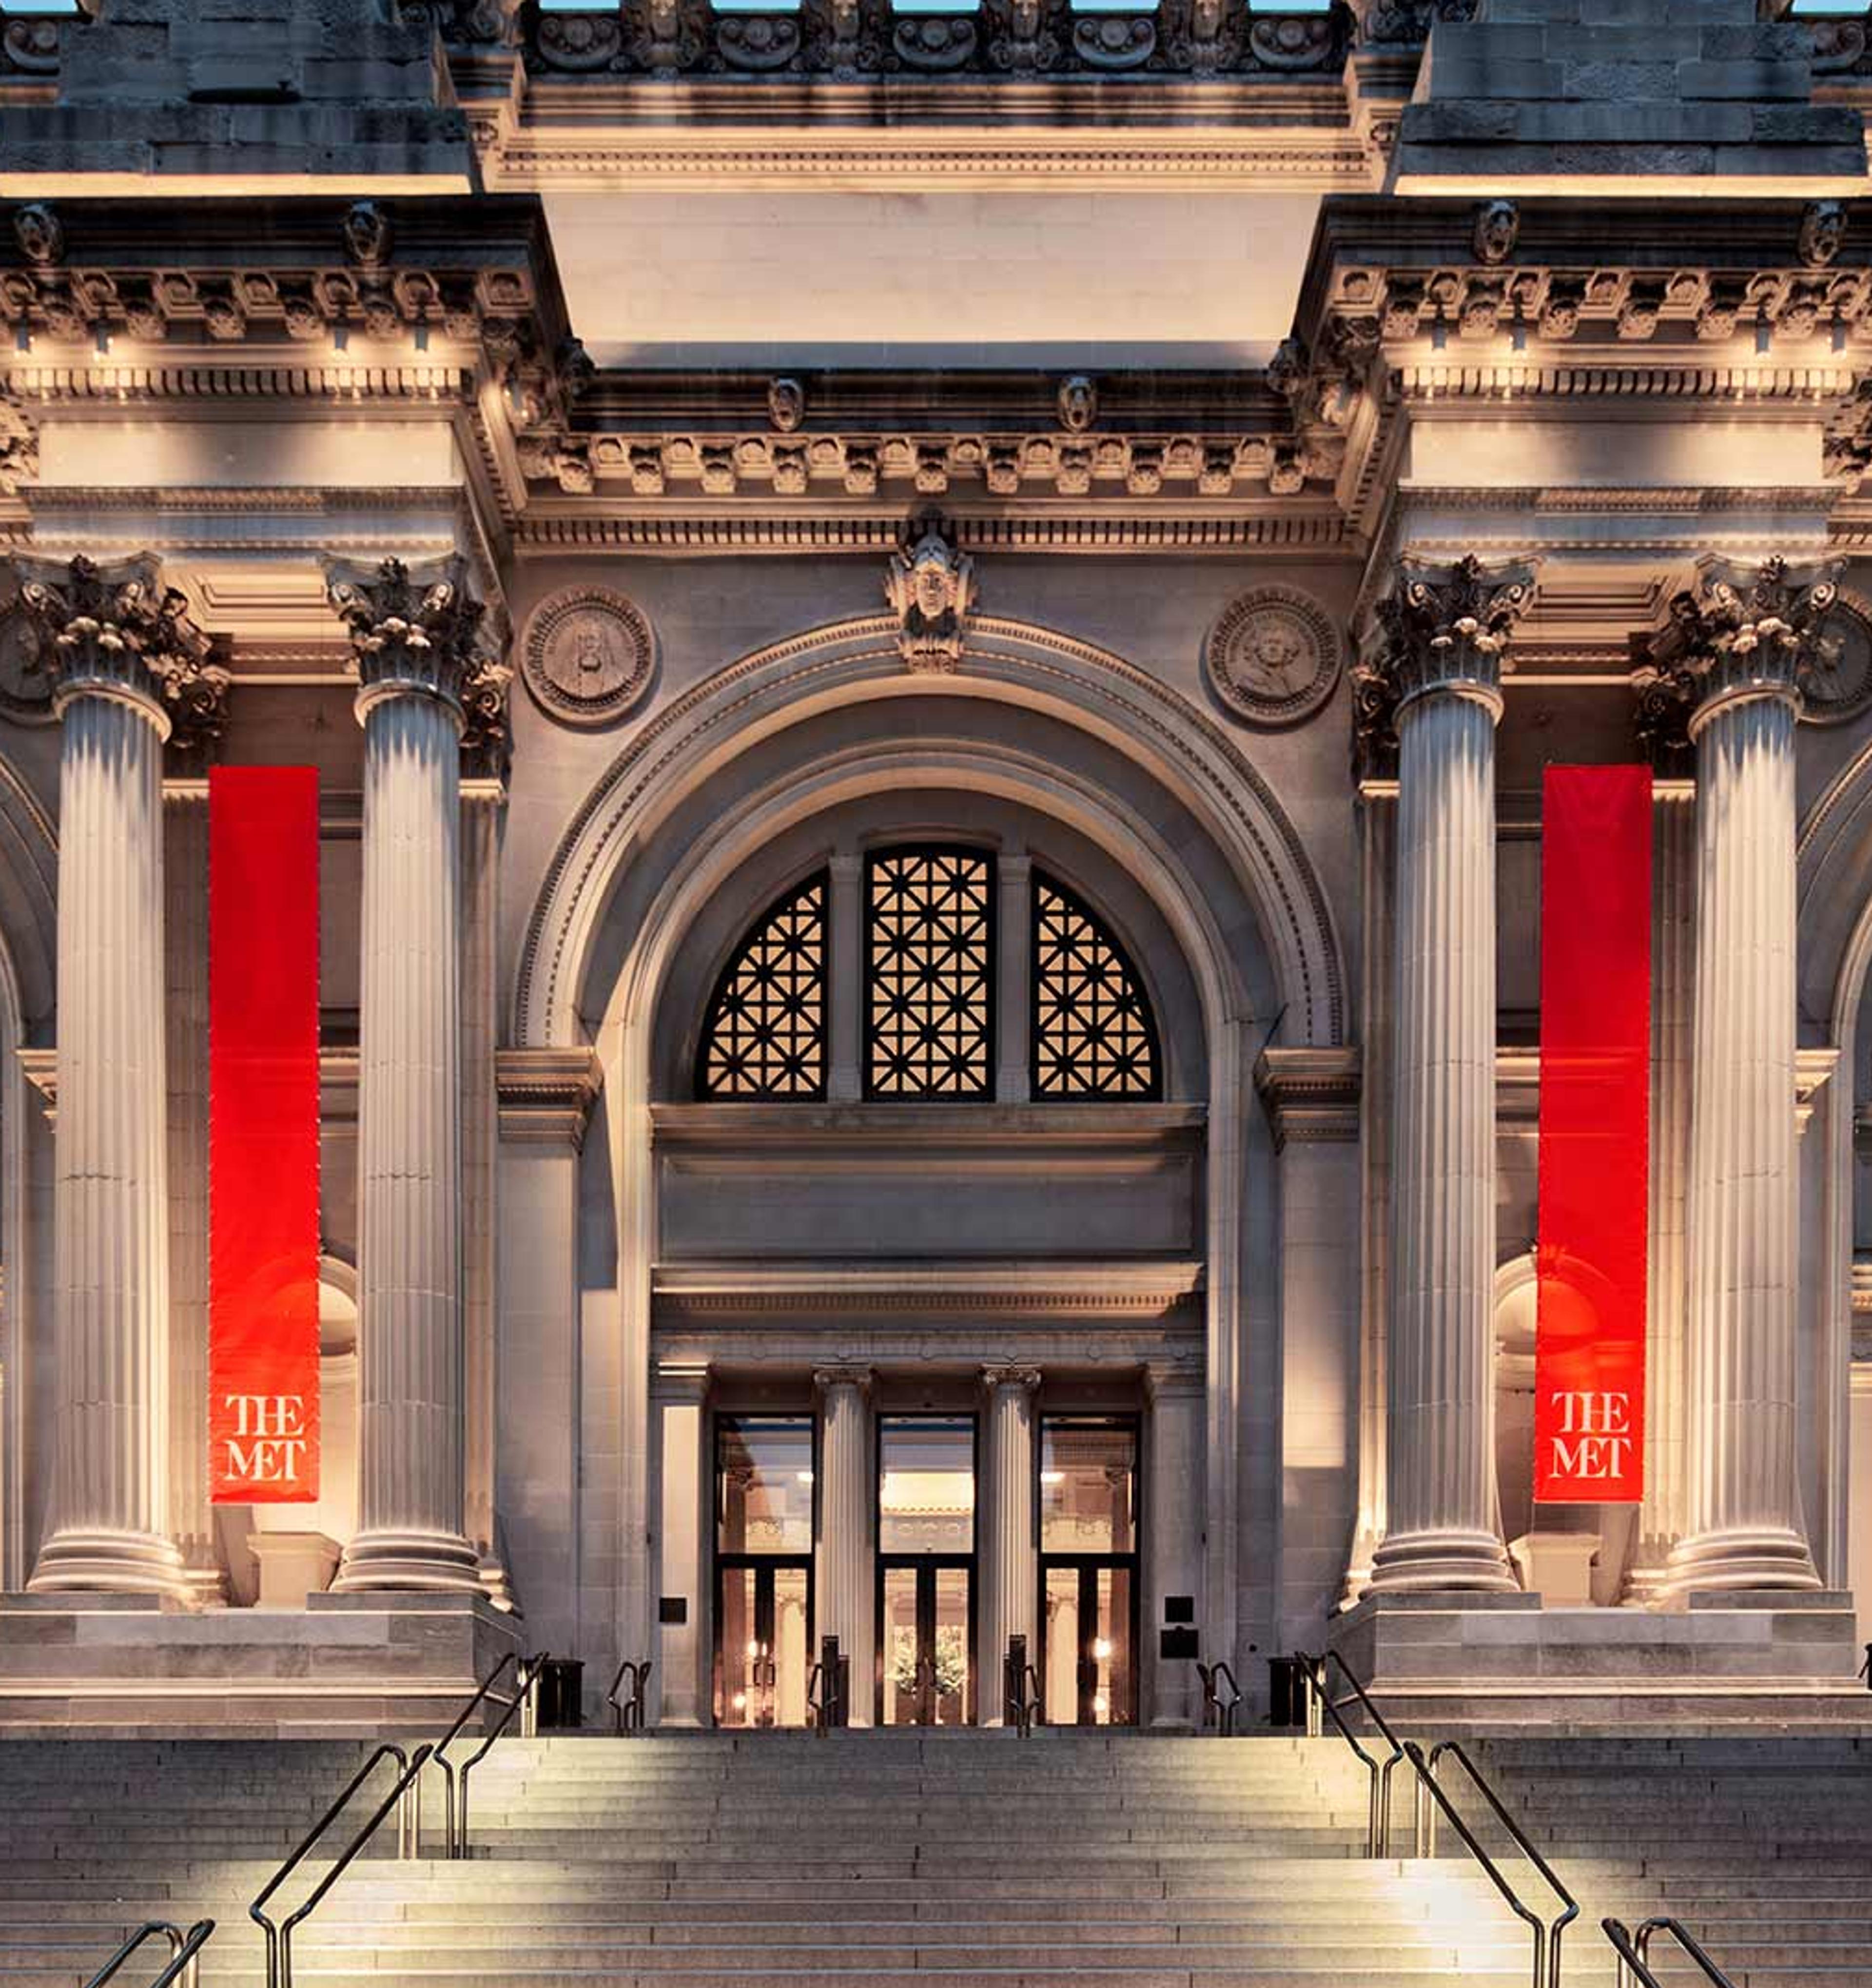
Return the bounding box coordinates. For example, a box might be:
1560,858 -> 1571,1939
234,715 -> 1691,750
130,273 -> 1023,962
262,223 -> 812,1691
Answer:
522,0 -> 1344,78
1205,586 -> 1342,729
520,585 -> 656,727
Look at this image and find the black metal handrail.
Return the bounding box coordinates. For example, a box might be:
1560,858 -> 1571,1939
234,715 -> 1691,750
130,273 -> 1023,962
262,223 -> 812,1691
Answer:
250,1742 -> 429,1988
609,1657 -> 652,1734
448,1650 -> 548,1857
1605,1916 -> 1738,1988
1196,1659 -> 1241,1737
1005,1660 -> 1044,1737
1409,1740 -> 1578,1988
1297,1649 -> 1405,1855
805,1657 -> 843,1732
429,1648 -> 545,1858
83,1920 -> 214,1988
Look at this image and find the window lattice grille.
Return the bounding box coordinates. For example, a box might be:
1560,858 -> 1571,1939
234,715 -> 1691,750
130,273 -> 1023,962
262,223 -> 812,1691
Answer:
865,848 -> 995,1099
1032,874 -> 1160,1099
696,873 -> 828,1099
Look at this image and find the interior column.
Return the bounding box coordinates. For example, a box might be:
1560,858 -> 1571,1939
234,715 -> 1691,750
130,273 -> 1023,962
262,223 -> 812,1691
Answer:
14,554 -> 211,1597
814,1363 -> 874,1723
979,1364 -> 1040,1723
1369,556 -> 1533,1595
1658,557 -> 1831,1594
328,556 -> 489,1595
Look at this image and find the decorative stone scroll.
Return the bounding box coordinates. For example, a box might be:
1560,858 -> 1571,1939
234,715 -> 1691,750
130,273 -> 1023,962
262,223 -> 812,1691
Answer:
519,585 -> 657,728
1204,585 -> 1342,728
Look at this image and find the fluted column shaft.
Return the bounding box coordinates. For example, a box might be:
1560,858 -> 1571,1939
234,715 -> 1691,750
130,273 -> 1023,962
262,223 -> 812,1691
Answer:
335,682 -> 479,1592
979,1365 -> 1040,1723
31,691 -> 184,1594
164,785 -> 225,1604
814,1365 -> 874,1723
1370,596 -> 1522,1594
1668,693 -> 1819,1590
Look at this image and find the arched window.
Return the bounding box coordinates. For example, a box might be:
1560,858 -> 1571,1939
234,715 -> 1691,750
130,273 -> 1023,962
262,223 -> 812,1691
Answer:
1032,873 -> 1161,1100
695,872 -> 829,1100
693,847 -> 1162,1102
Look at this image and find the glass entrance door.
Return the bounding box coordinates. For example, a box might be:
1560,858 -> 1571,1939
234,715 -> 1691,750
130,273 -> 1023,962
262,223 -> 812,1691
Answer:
716,1560 -> 812,1727
876,1415 -> 976,1725
1041,1561 -> 1134,1725
1037,1415 -> 1139,1726
713,1414 -> 816,1728
879,1561 -> 971,1724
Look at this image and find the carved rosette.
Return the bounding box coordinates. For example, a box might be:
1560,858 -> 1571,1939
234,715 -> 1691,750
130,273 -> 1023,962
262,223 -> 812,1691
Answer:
885,524 -> 976,673
326,554 -> 489,722
2,552 -> 220,741
1638,556 -> 1844,760
1354,554 -> 1536,777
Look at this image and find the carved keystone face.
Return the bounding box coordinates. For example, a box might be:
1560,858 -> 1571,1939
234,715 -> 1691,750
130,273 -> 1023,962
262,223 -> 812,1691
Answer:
913,557 -> 952,617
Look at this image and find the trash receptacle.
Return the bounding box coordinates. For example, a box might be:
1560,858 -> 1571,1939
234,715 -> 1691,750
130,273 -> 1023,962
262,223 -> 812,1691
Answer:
1265,1655 -> 1306,1729
538,1657 -> 585,1729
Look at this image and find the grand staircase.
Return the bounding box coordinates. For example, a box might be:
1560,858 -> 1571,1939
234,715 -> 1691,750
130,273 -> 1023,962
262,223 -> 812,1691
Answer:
2,1730 -> 1870,1987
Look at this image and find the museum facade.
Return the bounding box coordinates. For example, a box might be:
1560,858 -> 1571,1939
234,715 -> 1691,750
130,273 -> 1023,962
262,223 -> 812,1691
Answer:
1,0 -> 1872,1732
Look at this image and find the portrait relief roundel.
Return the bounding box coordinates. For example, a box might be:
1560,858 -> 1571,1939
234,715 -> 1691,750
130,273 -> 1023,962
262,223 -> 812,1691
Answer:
521,586 -> 657,727
1204,585 -> 1343,727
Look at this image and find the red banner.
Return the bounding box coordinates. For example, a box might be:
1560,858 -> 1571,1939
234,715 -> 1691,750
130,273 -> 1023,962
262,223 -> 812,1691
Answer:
1534,765 -> 1651,1504
209,766 -> 321,1503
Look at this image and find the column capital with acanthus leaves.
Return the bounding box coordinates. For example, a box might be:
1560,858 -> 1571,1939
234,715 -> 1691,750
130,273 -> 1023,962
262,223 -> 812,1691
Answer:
325,554 -> 513,779
1636,554 -> 1844,769
1351,553 -> 1538,781
2,552 -> 226,747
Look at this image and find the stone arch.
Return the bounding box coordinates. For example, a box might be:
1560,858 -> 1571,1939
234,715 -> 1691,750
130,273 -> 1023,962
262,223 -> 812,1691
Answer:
514,615 -> 1346,1053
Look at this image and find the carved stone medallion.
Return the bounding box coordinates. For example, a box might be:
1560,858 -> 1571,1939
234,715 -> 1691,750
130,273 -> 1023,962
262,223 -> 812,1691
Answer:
1803,590 -> 1872,727
1204,586 -> 1342,727
520,586 -> 656,727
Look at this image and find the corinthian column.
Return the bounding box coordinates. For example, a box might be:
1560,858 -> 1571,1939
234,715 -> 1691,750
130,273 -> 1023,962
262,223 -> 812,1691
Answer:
9,555 -> 218,1596
813,1365 -> 874,1723
327,556 -> 498,1594
1647,557 -> 1833,1594
1366,555 -> 1534,1594
979,1365 -> 1040,1723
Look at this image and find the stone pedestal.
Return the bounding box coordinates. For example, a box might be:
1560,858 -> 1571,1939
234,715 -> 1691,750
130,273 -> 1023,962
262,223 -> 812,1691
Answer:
249,1531 -> 341,1610
0,1590 -> 520,1736
1510,1533 -> 1600,1609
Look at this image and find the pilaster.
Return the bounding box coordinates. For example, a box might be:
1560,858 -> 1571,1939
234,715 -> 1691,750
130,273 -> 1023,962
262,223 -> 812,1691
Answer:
1144,1359 -> 1204,1729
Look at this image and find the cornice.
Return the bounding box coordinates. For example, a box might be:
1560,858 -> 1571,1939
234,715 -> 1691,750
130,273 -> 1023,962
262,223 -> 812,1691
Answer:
496,1043 -> 604,1145
650,1100 -> 1206,1150
651,1259 -> 1206,1319
1252,1044 -> 1361,1150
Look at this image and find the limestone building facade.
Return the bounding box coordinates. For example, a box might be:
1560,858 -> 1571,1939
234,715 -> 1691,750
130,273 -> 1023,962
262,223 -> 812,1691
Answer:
2,0 -> 1872,1731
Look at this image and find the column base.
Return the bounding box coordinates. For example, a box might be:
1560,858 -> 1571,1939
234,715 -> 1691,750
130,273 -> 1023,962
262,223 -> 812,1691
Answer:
26,1527 -> 189,1601
331,1526 -> 484,1595
1367,1526 -> 1519,1594
1662,1525 -> 1822,1596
